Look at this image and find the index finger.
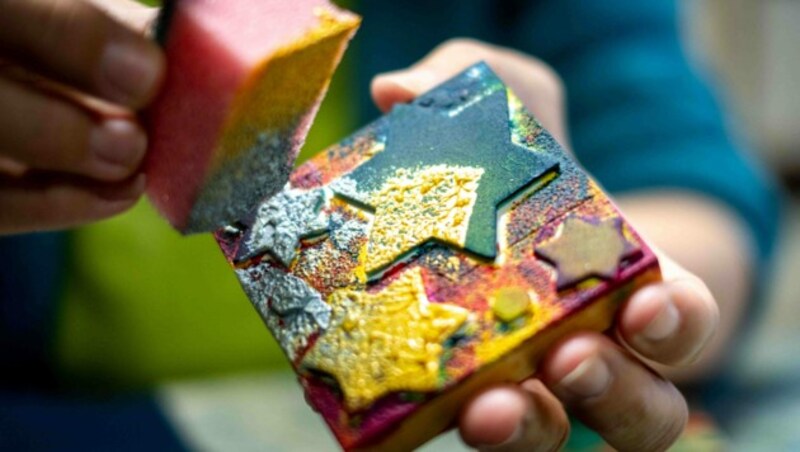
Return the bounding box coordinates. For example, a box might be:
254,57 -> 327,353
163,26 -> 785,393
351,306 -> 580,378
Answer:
0,0 -> 164,109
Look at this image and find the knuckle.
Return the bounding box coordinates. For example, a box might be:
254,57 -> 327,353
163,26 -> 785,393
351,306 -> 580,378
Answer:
35,0 -> 109,75
599,384 -> 686,452
38,0 -> 81,42
37,185 -> 100,227
35,0 -> 70,39
39,195 -> 72,225
638,396 -> 687,451
29,102 -> 92,169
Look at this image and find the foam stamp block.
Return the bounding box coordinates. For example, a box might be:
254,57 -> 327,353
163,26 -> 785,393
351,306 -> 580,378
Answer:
146,0 -> 360,233
216,64 -> 661,451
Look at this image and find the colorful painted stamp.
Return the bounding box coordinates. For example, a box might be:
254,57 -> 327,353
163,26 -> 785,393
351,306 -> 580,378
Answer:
216,63 -> 661,451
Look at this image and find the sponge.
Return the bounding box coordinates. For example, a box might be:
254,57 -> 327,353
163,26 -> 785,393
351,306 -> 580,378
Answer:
146,0 -> 360,233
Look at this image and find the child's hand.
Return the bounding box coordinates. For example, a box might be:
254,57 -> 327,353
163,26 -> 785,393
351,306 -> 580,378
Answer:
373,39 -> 726,451
0,0 -> 163,234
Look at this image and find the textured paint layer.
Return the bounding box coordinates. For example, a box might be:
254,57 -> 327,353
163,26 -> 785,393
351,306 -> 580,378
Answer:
353,165 -> 482,275
335,86 -> 557,261
301,268 -> 469,412
216,63 -> 660,450
236,264 -> 331,361
536,216 -> 638,289
237,186 -> 330,265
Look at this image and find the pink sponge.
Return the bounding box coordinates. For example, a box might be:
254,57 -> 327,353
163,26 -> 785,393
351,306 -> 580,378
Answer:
146,0 -> 360,233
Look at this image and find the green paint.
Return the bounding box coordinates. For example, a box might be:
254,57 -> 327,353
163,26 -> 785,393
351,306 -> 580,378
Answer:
339,69 -> 557,261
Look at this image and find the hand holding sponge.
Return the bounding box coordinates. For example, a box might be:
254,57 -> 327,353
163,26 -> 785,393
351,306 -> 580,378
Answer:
146,0 -> 359,233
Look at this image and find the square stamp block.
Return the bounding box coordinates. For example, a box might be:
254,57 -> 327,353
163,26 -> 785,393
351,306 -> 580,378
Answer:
215,63 -> 661,451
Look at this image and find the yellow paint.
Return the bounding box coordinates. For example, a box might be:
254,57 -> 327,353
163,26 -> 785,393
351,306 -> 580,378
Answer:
444,256 -> 462,280
490,287 -> 532,322
475,296 -> 558,364
507,88 -> 541,147
365,165 -> 483,274
301,268 -> 469,412
291,198 -> 370,290
211,10 -> 361,170
496,169 -> 559,252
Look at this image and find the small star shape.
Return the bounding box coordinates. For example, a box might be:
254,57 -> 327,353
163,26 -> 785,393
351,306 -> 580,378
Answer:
236,186 -> 329,266
237,264 -> 331,360
301,267 -> 469,412
535,216 -> 638,290
334,87 -> 557,265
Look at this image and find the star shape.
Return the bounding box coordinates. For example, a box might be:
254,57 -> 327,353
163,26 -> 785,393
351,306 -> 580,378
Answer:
338,165 -> 483,274
236,185 -> 329,266
301,267 -> 469,412
237,264 -> 331,360
334,87 -> 558,266
535,216 -> 638,290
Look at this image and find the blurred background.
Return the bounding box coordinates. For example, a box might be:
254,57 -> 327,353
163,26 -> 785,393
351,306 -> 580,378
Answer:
685,0 -> 800,177
681,0 -> 800,449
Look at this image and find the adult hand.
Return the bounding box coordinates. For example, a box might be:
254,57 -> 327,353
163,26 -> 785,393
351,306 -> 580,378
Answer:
372,39 -> 720,451
0,0 -> 163,234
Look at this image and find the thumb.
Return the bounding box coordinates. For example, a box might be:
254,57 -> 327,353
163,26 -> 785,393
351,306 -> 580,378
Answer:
371,38 -> 569,147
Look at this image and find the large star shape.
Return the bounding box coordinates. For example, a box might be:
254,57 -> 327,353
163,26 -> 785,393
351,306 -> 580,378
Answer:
237,264 -> 331,361
236,186 -> 329,266
535,216 -> 638,290
334,88 -> 558,268
301,267 -> 469,412
337,164 -> 483,274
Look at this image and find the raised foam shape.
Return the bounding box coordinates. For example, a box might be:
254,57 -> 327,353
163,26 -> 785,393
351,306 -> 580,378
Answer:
216,64 -> 661,450
146,0 -> 360,233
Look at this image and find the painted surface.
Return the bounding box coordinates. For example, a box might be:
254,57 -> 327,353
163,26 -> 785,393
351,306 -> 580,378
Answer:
215,64 -> 659,449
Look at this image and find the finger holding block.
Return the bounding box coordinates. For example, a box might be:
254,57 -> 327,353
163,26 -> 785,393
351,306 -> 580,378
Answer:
216,63 -> 661,451
146,0 -> 360,233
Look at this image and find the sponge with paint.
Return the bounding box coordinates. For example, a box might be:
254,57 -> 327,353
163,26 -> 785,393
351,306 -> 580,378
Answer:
146,0 -> 360,233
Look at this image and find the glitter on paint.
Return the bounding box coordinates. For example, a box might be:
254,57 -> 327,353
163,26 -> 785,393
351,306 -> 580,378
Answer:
236,263 -> 332,360
238,185 -> 330,266
301,267 -> 469,412
359,165 -> 483,275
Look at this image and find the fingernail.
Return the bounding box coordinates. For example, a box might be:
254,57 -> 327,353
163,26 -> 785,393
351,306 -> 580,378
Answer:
642,298 -> 680,342
559,356 -> 611,398
90,119 -> 147,178
100,40 -> 162,105
477,422 -> 524,452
